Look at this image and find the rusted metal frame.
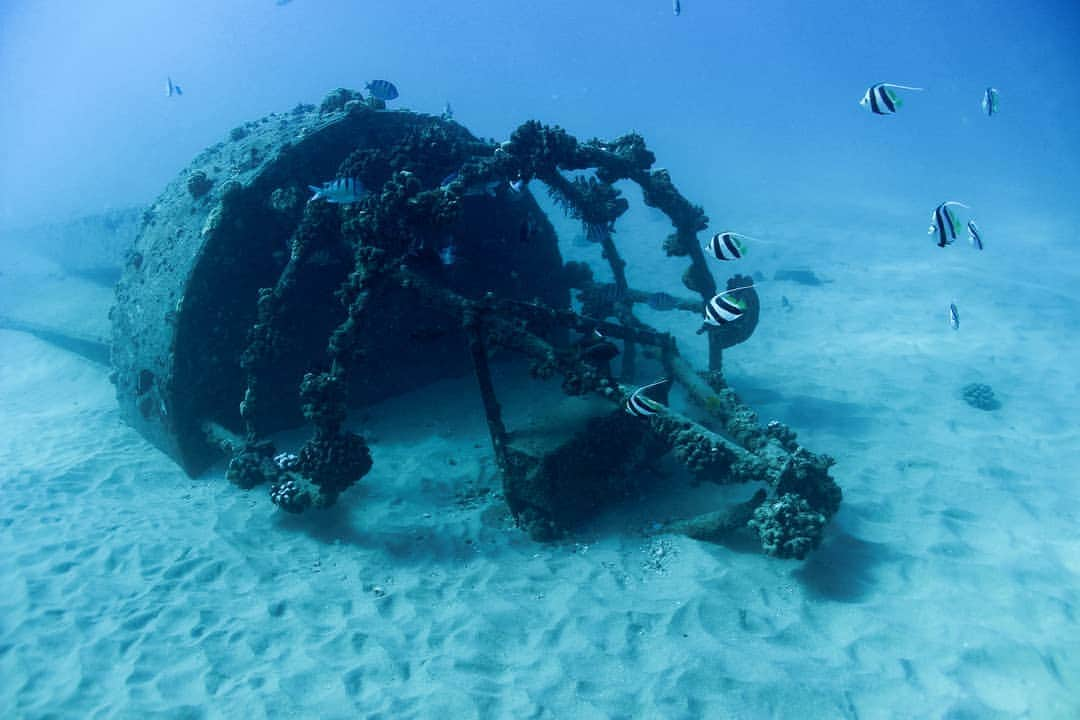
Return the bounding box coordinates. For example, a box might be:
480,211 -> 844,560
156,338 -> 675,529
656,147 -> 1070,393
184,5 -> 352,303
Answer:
494,298 -> 675,350
540,170 -> 640,380
567,143 -> 722,370
461,304 -> 511,473
398,268 -> 779,486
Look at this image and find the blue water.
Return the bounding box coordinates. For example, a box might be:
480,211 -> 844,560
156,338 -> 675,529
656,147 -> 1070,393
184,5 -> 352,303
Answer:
2,1 -> 1078,228
1,1 -> 1078,717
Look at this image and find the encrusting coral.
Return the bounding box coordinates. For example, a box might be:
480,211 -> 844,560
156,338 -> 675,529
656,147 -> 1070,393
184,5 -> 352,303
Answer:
962,382 -> 1000,411
115,86 -> 843,558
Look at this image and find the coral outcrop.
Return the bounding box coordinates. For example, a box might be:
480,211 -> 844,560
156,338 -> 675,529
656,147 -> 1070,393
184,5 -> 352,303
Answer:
962,383 -> 1000,411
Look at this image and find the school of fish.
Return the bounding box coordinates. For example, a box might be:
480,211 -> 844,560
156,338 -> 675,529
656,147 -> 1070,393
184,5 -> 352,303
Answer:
164,4 -> 1001,421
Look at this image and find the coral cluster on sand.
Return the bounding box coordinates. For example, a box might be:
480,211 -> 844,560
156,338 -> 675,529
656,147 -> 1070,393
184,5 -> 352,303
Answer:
962,382 -> 1000,411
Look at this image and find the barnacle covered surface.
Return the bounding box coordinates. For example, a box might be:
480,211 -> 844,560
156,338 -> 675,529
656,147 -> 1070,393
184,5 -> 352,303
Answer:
111,87 -> 843,559
749,493 -> 828,560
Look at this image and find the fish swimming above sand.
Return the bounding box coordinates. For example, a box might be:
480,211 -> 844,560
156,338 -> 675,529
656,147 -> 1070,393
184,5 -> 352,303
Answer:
860,82 -> 923,114
166,76 -> 183,97
366,80 -> 399,102
626,378 -> 671,417
967,219 -> 984,250
704,289 -> 747,325
982,87 -> 999,116
307,177 -> 367,204
705,232 -> 746,261
928,201 -> 969,248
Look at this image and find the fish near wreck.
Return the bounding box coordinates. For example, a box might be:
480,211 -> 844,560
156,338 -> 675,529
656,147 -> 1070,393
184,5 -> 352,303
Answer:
110,90 -> 842,561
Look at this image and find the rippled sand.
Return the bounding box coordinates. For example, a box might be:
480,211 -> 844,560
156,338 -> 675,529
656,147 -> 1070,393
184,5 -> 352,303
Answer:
2,235 -> 1079,717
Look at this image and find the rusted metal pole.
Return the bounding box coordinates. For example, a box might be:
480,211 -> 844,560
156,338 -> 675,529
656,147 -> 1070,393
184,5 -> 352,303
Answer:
462,305 -> 510,471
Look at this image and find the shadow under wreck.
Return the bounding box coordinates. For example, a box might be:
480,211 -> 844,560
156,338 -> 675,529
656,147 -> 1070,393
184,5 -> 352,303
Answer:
110,87 -> 841,560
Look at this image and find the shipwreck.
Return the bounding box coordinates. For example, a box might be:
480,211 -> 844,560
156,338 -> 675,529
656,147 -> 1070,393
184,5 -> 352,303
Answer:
105,88 -> 841,559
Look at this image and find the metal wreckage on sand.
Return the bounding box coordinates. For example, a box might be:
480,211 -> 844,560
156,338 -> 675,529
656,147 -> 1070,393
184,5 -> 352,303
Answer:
110,87 -> 841,560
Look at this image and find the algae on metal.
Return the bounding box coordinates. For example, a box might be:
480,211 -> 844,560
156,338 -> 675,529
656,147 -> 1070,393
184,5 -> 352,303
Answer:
111,87 -> 842,560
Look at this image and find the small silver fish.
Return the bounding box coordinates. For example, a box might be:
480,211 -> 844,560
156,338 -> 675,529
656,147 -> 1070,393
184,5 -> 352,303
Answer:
982,87 -> 999,117
442,101 -> 454,120
948,302 -> 960,330
967,220 -> 984,250
308,177 -> 367,204
166,76 -> 183,97
673,0 -> 681,16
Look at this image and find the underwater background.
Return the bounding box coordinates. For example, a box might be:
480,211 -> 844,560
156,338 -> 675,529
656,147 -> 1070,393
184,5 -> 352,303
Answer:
1,1 -> 1079,717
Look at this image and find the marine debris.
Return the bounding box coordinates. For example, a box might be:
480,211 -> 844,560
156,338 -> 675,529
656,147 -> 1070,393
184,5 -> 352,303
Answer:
110,86 -> 842,560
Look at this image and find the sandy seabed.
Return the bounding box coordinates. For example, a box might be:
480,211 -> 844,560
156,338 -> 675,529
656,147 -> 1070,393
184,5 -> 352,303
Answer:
2,229 -> 1079,719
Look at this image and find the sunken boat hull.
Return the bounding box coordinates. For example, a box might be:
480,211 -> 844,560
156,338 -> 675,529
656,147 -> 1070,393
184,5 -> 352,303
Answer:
112,98 -> 567,476
110,88 -> 841,559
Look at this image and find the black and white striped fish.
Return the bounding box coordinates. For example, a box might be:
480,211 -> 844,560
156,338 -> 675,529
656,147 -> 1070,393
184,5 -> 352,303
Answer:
859,82 -> 923,115
308,177 -> 367,204
166,76 -> 183,97
704,290 -> 747,325
982,87 -> 999,117
366,80 -> 399,101
625,379 -> 671,417
705,231 -> 748,261
967,219 -> 984,250
928,201 -> 969,248
948,302 -> 960,331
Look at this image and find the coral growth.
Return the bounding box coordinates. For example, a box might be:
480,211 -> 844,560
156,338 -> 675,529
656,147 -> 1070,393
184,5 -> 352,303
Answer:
962,383 -> 1000,411
295,430 -> 372,506
748,493 -> 827,560
117,90 -> 842,560
776,448 -> 841,519
319,87 -> 362,114
186,170 -> 213,199
225,441 -> 280,490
